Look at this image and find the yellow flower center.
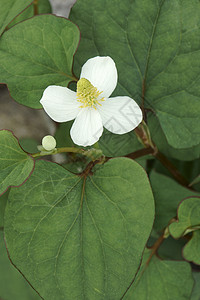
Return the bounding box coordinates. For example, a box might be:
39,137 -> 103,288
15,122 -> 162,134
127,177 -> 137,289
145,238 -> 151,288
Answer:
76,78 -> 105,109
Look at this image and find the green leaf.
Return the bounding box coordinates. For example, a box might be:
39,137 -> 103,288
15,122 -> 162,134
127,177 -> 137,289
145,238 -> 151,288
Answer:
147,111 -> 200,161
0,0 -> 32,35
191,272 -> 200,300
54,121 -> 74,148
0,15 -> 80,108
169,197 -> 200,238
0,130 -> 34,196
123,249 -> 194,300
70,0 -> 200,149
150,171 -> 199,232
4,158 -> 154,299
0,231 -> 40,300
169,197 -> 200,265
0,189 -> 9,228
99,129 -> 142,157
62,159 -> 88,174
20,138 -> 39,154
183,231 -> 200,265
157,236 -> 187,261
9,0 -> 52,28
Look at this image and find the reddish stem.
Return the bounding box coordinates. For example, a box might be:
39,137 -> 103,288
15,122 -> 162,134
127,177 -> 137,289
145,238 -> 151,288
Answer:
33,0 -> 39,15
125,147 -> 154,160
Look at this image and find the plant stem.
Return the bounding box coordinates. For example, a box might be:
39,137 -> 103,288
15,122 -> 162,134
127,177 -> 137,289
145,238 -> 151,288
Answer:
125,147 -> 154,160
31,147 -> 103,163
31,147 -> 84,158
79,158 -> 104,177
145,234 -> 165,266
33,0 -> 39,15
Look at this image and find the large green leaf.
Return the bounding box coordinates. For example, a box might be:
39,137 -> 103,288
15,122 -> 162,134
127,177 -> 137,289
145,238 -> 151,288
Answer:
0,231 -> 40,300
123,249 -> 194,299
4,158 -> 154,299
0,15 -> 80,108
70,0 -> 200,149
0,130 -> 34,196
0,0 -> 32,35
9,0 -> 52,28
150,171 -> 199,232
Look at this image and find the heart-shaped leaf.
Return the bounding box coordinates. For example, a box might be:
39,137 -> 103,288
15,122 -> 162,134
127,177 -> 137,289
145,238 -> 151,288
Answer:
4,158 -> 154,299
0,15 -> 80,108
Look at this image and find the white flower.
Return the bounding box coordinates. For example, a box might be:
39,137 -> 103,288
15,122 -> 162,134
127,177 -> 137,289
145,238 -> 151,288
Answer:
40,56 -> 143,147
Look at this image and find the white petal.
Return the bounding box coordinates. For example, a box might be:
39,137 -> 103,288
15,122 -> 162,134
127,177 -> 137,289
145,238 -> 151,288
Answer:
70,107 -> 103,146
40,85 -> 80,122
98,96 -> 143,134
80,56 -> 118,98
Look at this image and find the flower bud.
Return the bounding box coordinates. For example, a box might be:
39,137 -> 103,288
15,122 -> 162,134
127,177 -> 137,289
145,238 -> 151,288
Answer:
42,135 -> 56,151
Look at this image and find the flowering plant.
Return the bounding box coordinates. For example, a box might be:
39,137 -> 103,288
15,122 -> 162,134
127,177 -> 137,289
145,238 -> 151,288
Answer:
0,0 -> 200,299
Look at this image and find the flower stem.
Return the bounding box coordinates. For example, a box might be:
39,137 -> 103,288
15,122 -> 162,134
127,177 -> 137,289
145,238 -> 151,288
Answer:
31,147 -> 83,158
31,147 -> 103,161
